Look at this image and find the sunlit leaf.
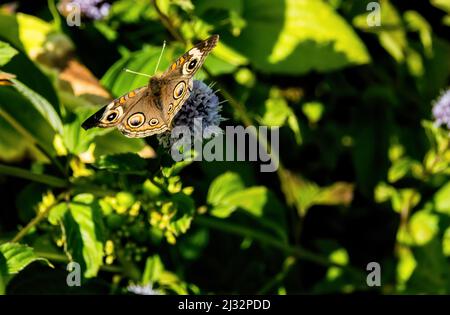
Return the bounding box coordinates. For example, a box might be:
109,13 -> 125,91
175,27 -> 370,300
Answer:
354,0 -> 406,62
11,78 -> 63,134
302,101 -> 324,125
142,255 -> 164,285
388,158 -> 417,183
434,182 -> 450,215
396,246 -> 417,292
404,11 -> 433,57
409,210 -> 439,246
0,242 -> 52,294
258,88 -> 302,144
0,41 -> 18,66
207,171 -> 245,206
62,194 -> 105,278
223,0 -> 370,74
101,45 -> 174,97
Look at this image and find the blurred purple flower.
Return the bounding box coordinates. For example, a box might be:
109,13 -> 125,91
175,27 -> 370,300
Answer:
59,0 -> 110,20
432,89 -> 450,129
157,80 -> 224,148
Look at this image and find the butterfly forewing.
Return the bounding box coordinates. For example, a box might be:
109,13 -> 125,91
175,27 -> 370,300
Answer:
160,35 -> 219,126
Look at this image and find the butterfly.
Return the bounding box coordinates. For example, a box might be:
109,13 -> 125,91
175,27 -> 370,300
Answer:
81,35 -> 219,138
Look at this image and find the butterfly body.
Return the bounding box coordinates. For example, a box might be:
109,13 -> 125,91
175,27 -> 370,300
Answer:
82,35 -> 219,138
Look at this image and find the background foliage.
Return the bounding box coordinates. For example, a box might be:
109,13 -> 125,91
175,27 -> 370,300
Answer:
0,0 -> 449,294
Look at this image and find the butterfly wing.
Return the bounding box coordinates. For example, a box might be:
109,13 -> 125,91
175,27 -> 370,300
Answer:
82,86 -> 168,138
81,35 -> 219,138
159,34 -> 219,126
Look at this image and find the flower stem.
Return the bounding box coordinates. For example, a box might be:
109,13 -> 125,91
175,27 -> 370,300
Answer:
151,0 -> 186,44
35,250 -> 122,273
11,192 -> 68,243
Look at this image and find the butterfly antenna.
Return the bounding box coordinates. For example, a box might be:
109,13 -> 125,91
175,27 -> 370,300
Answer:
154,40 -> 166,74
123,69 -> 152,78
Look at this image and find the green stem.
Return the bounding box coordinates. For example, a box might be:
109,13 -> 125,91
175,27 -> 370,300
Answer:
258,256 -> 296,294
11,193 -> 67,243
0,164 -> 68,188
35,250 -> 122,273
48,0 -> 62,31
151,0 -> 186,44
0,163 -> 121,197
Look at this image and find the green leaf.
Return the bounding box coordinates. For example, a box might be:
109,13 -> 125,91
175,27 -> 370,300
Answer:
0,86 -> 56,157
430,0 -> 450,14
220,186 -> 268,216
259,91 -> 291,126
284,173 -> 354,216
142,255 -> 164,285
63,108 -> 109,155
0,41 -> 18,66
0,242 -> 52,293
302,101 -> 324,125
390,189 -> 421,214
404,238 -> 449,293
404,11 -> 433,57
0,14 -> 60,108
61,194 -> 104,278
442,227 -> 450,256
258,88 -> 302,144
388,158 -> 416,183
354,0 -> 406,62
207,171 -> 245,206
434,182 -> 450,215
396,246 -> 417,291
223,0 -> 370,74
209,177 -> 288,241
0,243 -> 52,274
93,130 -> 146,157
418,38 -> 450,101
312,243 -> 355,294
101,45 -> 174,97
11,78 -> 63,134
48,203 -> 68,226
195,0 -> 243,15
109,0 -> 156,24
14,13 -> 52,57
409,210 -> 439,246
